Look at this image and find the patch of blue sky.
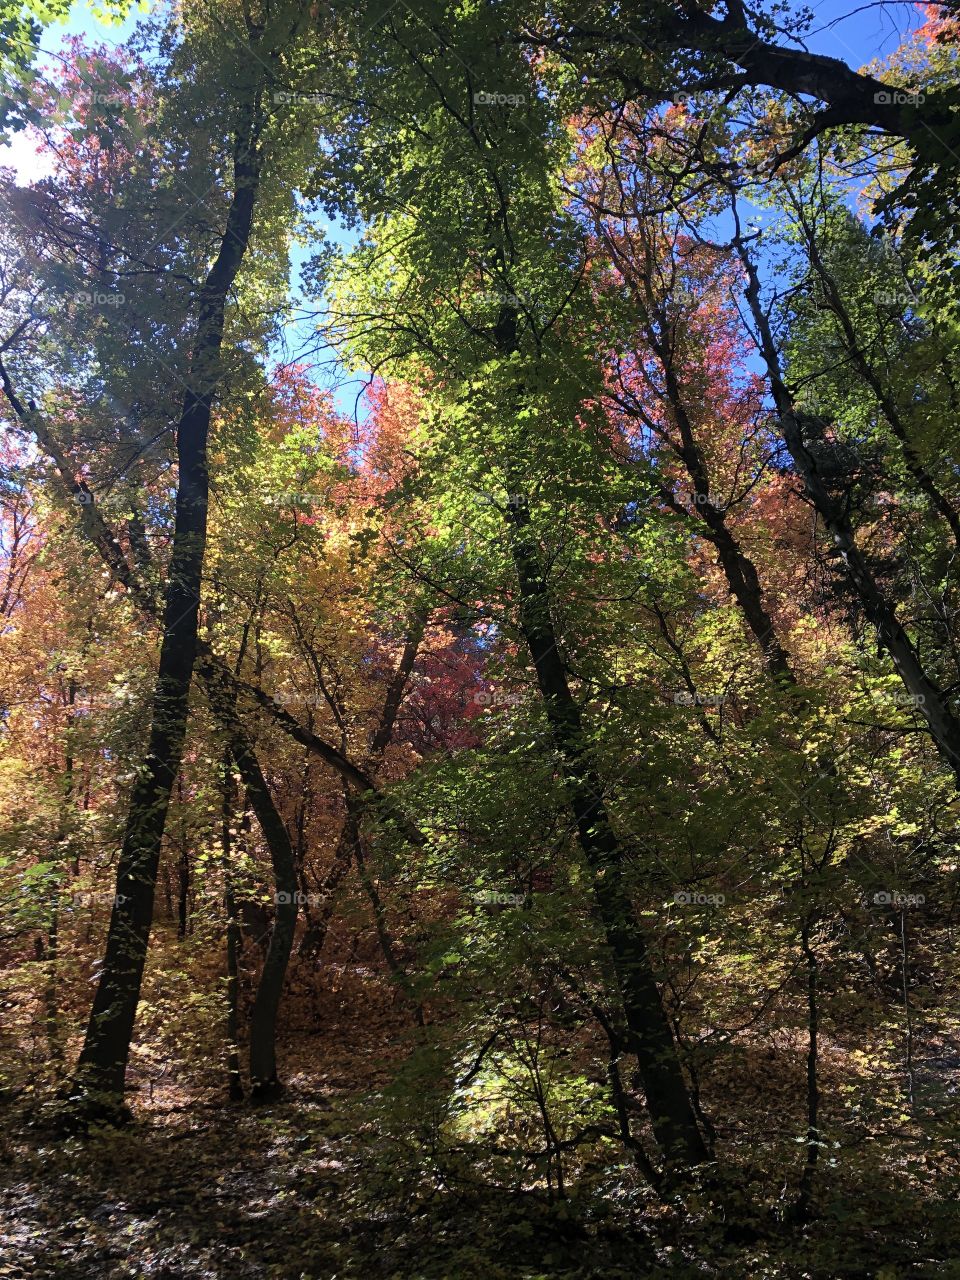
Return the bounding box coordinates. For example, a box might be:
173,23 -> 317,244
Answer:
1,1 -> 370,420
0,0 -> 928,430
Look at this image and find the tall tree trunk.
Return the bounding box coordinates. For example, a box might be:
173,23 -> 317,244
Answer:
605,222 -> 796,685
504,493 -> 708,1170
484,280 -> 706,1167
657,347 -> 796,681
699,504 -> 796,683
657,366 -> 795,682
735,231 -> 960,782
70,90 -> 268,1114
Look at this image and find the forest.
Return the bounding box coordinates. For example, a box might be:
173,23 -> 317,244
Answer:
1,0 -> 959,1275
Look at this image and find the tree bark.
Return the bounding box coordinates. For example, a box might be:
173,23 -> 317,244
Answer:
736,231 -> 960,782
504,492 -> 708,1170
69,89 -> 268,1112
528,4 -> 956,141
593,214 -> 796,683
229,734 -> 297,1100
201,653 -> 299,1097
655,345 -> 796,683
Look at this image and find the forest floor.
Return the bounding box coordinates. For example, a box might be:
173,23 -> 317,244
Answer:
1,958 -> 959,1279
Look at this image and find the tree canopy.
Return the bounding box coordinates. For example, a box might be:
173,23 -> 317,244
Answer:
1,1 -> 960,1275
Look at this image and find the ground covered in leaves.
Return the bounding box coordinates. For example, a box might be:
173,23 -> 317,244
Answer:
1,967 -> 958,1279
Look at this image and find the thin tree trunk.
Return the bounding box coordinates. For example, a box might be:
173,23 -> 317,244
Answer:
346,794 -> 424,1026
240,753 -> 297,1099
297,824 -> 354,959
482,278 -> 707,1168
796,209 -> 960,551
605,222 -> 796,684
735,229 -> 960,782
220,753 -> 244,1102
176,779 -> 190,940
793,916 -> 820,1223
700,500 -> 796,683
563,968 -> 663,1187
44,678 -> 76,1072
369,613 -> 427,759
202,655 -> 298,1098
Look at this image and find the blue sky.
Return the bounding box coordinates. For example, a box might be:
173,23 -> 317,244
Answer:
805,1 -> 922,63
0,0 -> 927,419
1,0 -> 925,177
0,1 -> 370,414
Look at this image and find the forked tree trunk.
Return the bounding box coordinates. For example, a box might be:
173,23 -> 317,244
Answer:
297,824 -> 355,959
